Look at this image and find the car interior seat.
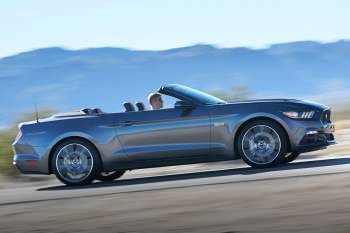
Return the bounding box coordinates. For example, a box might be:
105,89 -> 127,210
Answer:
123,102 -> 136,112
92,108 -> 104,114
81,108 -> 104,115
135,102 -> 145,111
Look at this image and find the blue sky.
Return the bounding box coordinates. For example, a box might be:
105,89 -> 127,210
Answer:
1,0 -> 350,58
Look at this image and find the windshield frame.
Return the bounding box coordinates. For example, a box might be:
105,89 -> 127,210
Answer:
159,84 -> 227,106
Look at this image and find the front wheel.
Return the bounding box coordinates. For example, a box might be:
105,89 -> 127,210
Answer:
51,138 -> 102,186
96,170 -> 125,182
237,120 -> 288,168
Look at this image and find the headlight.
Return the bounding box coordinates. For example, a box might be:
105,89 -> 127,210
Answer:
283,111 -> 315,119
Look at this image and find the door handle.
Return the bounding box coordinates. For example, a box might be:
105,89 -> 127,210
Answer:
104,121 -> 134,128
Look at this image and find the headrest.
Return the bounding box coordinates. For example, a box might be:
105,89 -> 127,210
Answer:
92,108 -> 103,114
135,102 -> 145,111
123,102 -> 135,112
81,108 -> 103,115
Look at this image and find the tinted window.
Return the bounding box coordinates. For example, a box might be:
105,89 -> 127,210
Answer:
167,84 -> 226,105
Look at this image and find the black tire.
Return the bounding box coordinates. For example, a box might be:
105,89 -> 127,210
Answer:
280,152 -> 300,164
51,138 -> 102,186
237,120 -> 288,168
96,170 -> 125,182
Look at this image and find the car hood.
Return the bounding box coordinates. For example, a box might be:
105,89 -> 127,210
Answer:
227,98 -> 329,110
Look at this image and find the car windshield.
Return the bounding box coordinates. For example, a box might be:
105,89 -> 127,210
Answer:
168,84 -> 226,105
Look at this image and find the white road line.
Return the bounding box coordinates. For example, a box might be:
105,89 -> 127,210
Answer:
0,156 -> 349,205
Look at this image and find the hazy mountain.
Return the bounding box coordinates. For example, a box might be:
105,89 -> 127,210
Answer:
1,40 -> 350,127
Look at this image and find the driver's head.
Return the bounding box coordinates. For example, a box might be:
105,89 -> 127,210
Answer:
148,92 -> 163,110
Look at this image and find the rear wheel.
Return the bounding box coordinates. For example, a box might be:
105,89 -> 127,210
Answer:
237,120 -> 287,168
96,170 -> 125,182
51,138 -> 102,186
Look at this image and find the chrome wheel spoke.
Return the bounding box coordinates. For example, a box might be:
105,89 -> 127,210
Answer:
56,143 -> 94,183
242,125 -> 281,164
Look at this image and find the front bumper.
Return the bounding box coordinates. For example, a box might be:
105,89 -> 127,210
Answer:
294,122 -> 336,153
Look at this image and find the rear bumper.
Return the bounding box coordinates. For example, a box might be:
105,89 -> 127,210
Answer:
12,144 -> 50,174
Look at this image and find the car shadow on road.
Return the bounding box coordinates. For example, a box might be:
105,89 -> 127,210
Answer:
37,157 -> 350,191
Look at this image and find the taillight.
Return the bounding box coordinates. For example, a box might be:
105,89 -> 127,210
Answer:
15,130 -> 22,142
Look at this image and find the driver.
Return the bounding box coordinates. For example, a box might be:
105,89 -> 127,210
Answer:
148,92 -> 163,110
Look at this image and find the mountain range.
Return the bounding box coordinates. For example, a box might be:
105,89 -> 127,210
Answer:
1,40 -> 350,127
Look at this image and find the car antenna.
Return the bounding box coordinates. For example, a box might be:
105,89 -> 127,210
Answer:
35,103 -> 39,123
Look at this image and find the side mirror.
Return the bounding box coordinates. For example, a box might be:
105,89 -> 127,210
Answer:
174,101 -> 193,109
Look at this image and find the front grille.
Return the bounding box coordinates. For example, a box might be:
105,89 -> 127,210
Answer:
299,133 -> 334,146
321,110 -> 331,123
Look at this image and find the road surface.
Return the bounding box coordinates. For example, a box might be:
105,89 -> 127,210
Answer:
0,155 -> 350,232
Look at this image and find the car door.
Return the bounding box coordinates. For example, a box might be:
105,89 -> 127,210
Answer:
114,105 -> 211,162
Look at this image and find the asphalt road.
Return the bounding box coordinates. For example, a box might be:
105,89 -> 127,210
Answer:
0,155 -> 350,232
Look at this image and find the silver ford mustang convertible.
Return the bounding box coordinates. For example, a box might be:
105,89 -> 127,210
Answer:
12,84 -> 335,185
